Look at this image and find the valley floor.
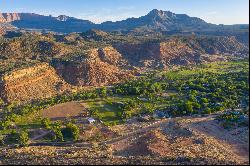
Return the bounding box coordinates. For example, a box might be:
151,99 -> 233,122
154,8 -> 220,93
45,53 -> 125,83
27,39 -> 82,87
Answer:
0,114 -> 248,165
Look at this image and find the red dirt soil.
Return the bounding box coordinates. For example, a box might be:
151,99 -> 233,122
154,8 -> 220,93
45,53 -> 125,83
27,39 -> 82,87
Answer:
40,101 -> 86,119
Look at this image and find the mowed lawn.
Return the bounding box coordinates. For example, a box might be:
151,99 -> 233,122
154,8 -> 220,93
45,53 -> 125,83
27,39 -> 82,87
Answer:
83,97 -> 132,125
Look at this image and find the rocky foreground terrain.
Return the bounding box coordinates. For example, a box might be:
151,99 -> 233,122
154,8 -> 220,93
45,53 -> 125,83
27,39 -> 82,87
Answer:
0,115 -> 248,165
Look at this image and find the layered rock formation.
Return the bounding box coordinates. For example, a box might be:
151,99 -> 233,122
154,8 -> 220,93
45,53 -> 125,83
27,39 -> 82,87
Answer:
114,36 -> 249,68
0,13 -> 20,23
97,47 -> 129,67
54,47 -> 133,86
0,63 -> 70,103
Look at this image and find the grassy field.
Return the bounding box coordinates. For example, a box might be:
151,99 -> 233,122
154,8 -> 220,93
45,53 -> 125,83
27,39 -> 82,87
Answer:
83,96 -> 136,125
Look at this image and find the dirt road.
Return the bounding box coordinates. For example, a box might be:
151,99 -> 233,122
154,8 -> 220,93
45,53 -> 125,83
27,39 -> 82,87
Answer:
29,114 -> 249,164
181,116 -> 249,163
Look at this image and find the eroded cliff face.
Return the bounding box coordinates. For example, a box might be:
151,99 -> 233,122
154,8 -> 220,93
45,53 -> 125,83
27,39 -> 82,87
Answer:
54,47 -> 133,86
114,40 -> 199,68
159,39 -> 199,66
114,36 -> 249,68
0,63 -> 71,103
56,59 -> 132,86
97,47 -> 129,68
0,13 -> 21,23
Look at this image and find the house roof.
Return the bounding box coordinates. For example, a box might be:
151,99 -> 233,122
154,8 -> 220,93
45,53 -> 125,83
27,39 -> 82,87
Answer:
87,117 -> 95,123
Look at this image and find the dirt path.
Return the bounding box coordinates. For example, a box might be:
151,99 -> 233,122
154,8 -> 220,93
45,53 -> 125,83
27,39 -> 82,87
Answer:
181,116 -> 249,163
102,119 -> 168,145
29,119 -> 169,147
28,114 -> 249,164
31,130 -> 51,141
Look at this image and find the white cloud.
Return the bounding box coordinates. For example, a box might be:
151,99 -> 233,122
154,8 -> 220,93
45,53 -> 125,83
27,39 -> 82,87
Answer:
75,6 -> 139,23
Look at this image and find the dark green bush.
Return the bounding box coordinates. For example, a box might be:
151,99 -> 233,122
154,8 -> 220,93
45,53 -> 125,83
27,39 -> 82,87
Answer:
61,122 -> 80,141
4,130 -> 29,146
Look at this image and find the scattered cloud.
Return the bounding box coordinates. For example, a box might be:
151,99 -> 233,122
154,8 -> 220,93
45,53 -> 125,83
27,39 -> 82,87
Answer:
76,6 -> 139,23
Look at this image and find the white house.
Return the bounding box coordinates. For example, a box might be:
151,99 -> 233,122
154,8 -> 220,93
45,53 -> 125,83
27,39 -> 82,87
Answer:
87,117 -> 96,124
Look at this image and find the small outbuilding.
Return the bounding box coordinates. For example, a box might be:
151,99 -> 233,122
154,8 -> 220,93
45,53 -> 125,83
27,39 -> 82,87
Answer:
87,117 -> 96,124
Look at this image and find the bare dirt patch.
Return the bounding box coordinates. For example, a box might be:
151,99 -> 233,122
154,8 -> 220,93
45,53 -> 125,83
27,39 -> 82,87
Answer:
40,101 -> 87,120
112,129 -> 170,157
111,117 -> 248,165
177,116 -> 249,164
80,125 -> 118,142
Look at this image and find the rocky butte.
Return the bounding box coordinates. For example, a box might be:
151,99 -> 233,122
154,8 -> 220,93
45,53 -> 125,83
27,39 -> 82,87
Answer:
0,63 -> 71,103
0,13 -> 21,22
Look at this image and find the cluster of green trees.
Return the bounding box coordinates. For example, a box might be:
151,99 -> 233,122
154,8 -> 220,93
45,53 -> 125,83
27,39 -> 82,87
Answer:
165,70 -> 249,116
113,78 -> 167,96
110,62 -> 249,117
1,118 -> 80,146
3,61 -> 246,130
1,130 -> 29,147
42,118 -> 80,142
217,111 -> 249,128
1,79 -> 165,128
115,99 -> 156,120
0,98 -> 4,107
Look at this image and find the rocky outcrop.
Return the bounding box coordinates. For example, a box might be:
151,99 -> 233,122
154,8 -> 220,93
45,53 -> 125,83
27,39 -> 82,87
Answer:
54,60 -> 133,86
0,63 -> 70,103
60,60 -> 132,86
54,47 -> 133,86
0,13 -> 20,23
0,23 -> 17,36
114,36 -> 249,68
96,47 -> 129,67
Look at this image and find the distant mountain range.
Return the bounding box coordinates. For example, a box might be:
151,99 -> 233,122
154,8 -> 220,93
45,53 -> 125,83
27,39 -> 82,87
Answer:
0,9 -> 249,35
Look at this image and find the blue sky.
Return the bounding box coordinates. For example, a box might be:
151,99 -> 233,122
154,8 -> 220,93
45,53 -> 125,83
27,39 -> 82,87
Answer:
0,0 -> 249,25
